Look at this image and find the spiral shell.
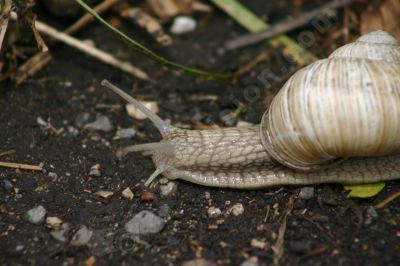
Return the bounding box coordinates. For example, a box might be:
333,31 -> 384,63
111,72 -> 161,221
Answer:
261,30 -> 400,171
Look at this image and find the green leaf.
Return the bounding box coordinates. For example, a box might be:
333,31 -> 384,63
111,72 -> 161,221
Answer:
344,182 -> 386,198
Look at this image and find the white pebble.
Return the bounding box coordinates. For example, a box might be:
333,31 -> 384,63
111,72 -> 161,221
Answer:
114,128 -> 136,140
228,203 -> 244,216
70,225 -> 93,246
46,217 -> 63,229
26,205 -> 46,225
160,182 -> 177,196
125,211 -> 165,234
126,102 -> 158,120
299,187 -> 315,200
122,187 -> 134,200
170,16 -> 197,35
83,115 -> 113,132
207,207 -> 222,218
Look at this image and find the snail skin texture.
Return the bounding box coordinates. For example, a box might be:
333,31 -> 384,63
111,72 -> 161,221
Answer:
102,30 -> 400,189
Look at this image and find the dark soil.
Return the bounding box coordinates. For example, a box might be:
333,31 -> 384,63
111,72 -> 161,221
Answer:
1,1 -> 399,265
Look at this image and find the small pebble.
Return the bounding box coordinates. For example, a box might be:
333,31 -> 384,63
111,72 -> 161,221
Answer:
3,179 -> 13,190
159,177 -> 169,185
48,172 -> 58,179
93,190 -> 114,199
88,164 -> 101,177
160,181 -> 177,196
251,238 -> 267,249
83,115 -> 113,132
205,191 -> 211,200
140,191 -> 154,202
240,257 -> 259,266
170,16 -> 197,35
114,128 -> 136,140
364,206 -> 379,225
26,205 -> 47,225
122,187 -> 134,200
64,125 -> 79,138
228,203 -> 244,216
182,258 -> 216,266
299,187 -> 315,200
70,225 -> 93,246
75,112 -> 93,128
126,102 -> 158,120
207,207 -> 222,218
50,223 -> 70,243
157,204 -> 171,218
46,217 -> 63,229
125,211 -> 165,234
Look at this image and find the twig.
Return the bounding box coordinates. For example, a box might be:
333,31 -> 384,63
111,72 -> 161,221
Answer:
13,0 -> 119,85
14,51 -> 52,85
0,161 -> 43,171
35,20 -> 150,80
0,149 -> 16,157
272,195 -> 294,266
375,191 -> 400,209
225,0 -> 356,51
65,0 -> 119,34
233,50 -> 270,78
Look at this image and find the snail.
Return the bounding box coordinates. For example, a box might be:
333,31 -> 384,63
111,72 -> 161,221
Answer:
102,30 -> 400,189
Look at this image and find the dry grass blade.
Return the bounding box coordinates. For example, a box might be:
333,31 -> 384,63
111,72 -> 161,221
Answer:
0,161 -> 43,171
375,191 -> 400,209
272,195 -> 294,266
35,20 -> 149,80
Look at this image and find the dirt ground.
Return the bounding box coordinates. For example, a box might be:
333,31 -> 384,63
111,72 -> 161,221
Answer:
1,0 -> 400,265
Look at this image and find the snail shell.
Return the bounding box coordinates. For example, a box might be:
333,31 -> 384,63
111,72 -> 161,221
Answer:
261,30 -> 400,171
103,30 -> 400,189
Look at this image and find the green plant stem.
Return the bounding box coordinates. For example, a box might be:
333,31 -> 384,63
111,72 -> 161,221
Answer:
75,0 -> 229,80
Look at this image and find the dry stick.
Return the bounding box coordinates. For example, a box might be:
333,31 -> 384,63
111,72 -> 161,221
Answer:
35,20 -> 149,80
14,0 -> 120,84
0,161 -> 43,171
375,191 -> 400,209
0,149 -> 16,157
272,196 -> 294,266
15,51 -> 52,85
65,0 -> 119,34
225,0 -> 356,50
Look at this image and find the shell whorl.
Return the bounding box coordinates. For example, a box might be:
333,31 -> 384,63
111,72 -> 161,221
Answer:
330,30 -> 400,62
261,31 -> 400,171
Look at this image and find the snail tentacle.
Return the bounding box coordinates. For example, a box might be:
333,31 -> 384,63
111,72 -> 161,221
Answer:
102,79 -> 174,136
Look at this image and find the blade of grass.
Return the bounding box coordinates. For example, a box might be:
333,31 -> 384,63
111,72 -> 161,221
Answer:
210,0 -> 317,65
75,0 -> 229,80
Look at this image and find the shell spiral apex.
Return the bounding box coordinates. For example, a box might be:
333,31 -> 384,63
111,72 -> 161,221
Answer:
329,30 -> 400,62
261,30 -> 400,171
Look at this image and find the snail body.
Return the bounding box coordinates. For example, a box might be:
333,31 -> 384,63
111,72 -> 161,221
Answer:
103,30 -> 400,189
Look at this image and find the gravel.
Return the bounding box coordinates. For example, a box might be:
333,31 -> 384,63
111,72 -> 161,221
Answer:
83,115 -> 113,132
25,205 -> 47,225
299,187 -> 315,200
125,211 -> 165,234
